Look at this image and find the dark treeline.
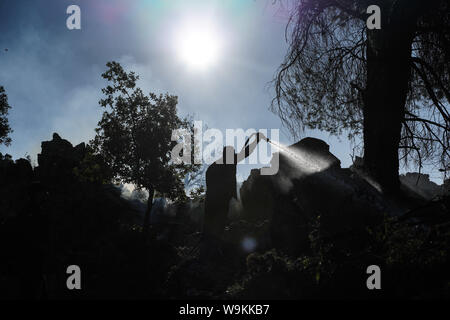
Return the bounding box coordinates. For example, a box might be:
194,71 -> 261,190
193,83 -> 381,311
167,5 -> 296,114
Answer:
1,0 -> 450,298
0,131 -> 449,299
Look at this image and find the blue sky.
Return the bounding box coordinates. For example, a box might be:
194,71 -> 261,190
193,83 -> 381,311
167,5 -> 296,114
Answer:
0,0 -> 384,182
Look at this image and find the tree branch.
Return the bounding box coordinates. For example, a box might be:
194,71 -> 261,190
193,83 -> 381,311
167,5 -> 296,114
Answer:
411,63 -> 450,123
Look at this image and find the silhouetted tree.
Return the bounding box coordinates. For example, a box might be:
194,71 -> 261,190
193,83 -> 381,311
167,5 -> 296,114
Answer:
0,86 -> 12,146
73,145 -> 113,184
92,62 -> 198,231
273,0 -> 449,191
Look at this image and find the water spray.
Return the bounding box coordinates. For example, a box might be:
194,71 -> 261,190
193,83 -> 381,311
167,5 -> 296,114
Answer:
245,132 -> 323,172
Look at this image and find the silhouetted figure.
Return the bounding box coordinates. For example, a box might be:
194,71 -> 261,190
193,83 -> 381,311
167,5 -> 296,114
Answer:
203,133 -> 267,249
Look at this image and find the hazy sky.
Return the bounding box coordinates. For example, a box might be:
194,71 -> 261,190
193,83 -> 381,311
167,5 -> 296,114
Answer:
0,0 -> 370,182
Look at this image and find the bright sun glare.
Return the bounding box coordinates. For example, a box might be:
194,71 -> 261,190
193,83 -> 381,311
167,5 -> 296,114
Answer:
177,24 -> 221,70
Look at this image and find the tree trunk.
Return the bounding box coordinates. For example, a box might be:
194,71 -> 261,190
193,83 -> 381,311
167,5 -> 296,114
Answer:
143,186 -> 155,234
363,17 -> 414,193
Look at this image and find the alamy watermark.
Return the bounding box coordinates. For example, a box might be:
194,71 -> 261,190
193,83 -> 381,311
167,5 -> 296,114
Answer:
66,265 -> 81,290
65,4 -> 381,31
66,5 -> 81,30
170,121 -> 280,175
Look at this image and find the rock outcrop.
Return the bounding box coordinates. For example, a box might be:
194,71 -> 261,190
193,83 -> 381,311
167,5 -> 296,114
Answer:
239,137 -> 390,256
400,172 -> 446,200
36,133 -> 86,185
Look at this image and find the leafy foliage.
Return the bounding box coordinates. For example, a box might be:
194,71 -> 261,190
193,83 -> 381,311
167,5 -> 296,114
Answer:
91,61 -> 199,201
73,146 -> 113,184
188,185 -> 206,202
228,199 -> 450,299
0,86 -> 12,146
273,0 -> 449,174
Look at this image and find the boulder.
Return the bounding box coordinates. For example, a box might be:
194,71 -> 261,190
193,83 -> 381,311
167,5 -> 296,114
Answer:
239,169 -> 274,222
240,137 -> 388,256
37,133 -> 86,185
400,172 -> 445,200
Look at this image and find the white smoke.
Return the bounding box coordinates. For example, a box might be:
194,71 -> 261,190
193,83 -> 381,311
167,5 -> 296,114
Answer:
228,197 -> 243,220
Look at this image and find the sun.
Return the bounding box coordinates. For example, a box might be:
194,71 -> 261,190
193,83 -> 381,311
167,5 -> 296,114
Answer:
177,24 -> 222,70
